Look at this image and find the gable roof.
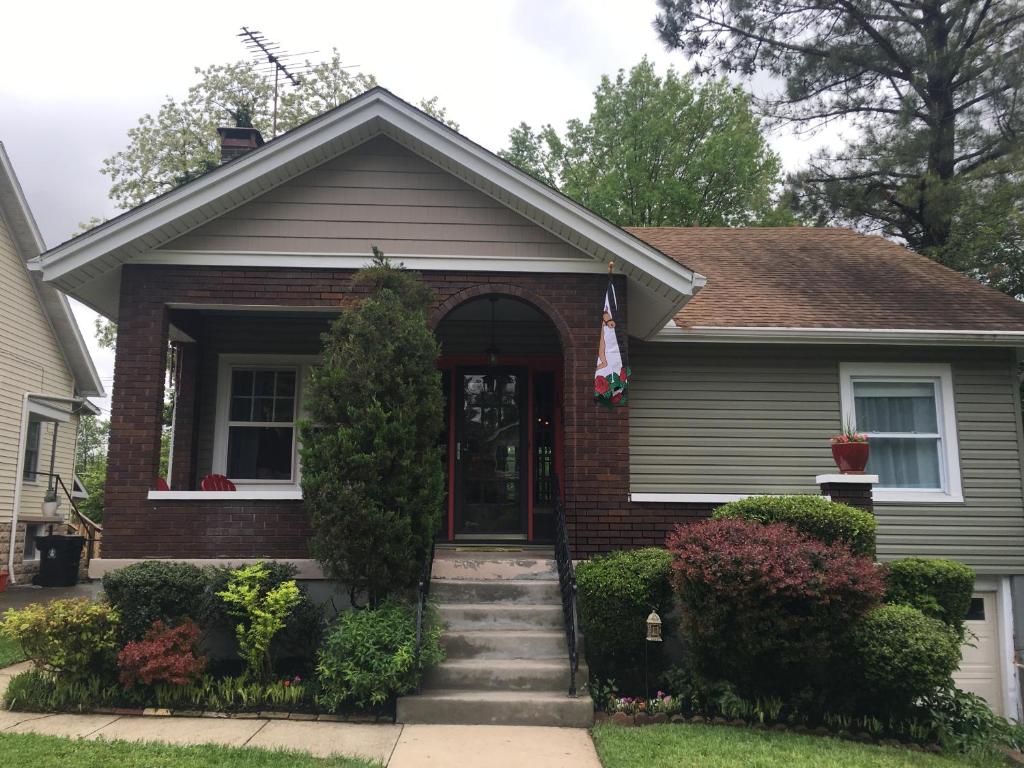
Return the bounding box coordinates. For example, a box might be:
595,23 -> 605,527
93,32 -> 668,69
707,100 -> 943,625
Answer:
630,227 -> 1024,344
0,143 -> 104,396
31,88 -> 703,339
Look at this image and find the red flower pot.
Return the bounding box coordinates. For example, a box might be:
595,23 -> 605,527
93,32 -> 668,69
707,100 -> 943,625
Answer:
0,570 -> 8,592
832,442 -> 869,474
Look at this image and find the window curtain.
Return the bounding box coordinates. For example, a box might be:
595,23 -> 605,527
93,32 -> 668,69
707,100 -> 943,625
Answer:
854,381 -> 941,489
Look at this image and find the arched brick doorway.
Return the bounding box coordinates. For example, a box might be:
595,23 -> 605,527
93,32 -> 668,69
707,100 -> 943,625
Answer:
434,293 -> 565,542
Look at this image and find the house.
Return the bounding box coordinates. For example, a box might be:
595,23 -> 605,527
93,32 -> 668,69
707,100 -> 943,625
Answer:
0,144 -> 104,583
30,89 -> 1024,720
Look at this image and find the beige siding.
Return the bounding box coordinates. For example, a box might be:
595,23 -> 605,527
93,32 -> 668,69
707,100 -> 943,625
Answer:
629,343 -> 1024,573
162,136 -> 588,260
0,212 -> 78,534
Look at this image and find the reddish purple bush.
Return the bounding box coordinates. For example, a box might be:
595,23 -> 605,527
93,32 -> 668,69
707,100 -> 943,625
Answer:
667,518 -> 884,699
118,619 -> 207,688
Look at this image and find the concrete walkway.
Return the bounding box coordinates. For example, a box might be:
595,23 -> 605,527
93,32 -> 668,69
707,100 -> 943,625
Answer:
0,663 -> 601,766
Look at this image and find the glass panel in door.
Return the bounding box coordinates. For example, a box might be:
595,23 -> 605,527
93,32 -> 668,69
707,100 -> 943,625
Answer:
457,370 -> 526,536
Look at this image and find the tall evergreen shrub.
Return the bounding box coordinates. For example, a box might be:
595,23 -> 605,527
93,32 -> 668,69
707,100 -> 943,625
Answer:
300,251 -> 444,605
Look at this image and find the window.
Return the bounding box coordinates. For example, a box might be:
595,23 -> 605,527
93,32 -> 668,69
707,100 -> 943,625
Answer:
213,355 -> 316,488
226,368 -> 297,481
23,523 -> 43,561
840,363 -> 962,502
23,419 -> 41,481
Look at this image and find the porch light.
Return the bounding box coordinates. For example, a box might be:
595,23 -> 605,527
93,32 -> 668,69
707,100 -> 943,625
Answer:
646,609 -> 663,642
485,297 -> 500,366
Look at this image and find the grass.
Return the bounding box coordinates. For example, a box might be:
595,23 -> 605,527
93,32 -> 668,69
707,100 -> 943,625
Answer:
0,733 -> 381,768
0,635 -> 25,668
592,723 -> 1006,768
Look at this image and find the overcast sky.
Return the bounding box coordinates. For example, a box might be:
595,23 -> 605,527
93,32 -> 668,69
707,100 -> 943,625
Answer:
1,0 -> 836,414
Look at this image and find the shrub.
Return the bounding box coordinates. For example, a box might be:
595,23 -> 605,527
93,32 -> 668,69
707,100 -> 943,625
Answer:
668,518 -> 884,699
202,561 -> 324,668
713,494 -> 876,557
2,668 -> 121,713
850,604 -> 961,714
118,619 -> 207,688
576,548 -> 674,685
102,561 -> 209,642
217,563 -> 301,681
0,599 -> 119,680
300,253 -> 445,606
316,600 -> 444,710
921,685 -> 1024,754
885,557 -> 975,636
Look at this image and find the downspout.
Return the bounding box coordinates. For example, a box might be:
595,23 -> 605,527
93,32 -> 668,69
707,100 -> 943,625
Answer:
7,393 -> 92,584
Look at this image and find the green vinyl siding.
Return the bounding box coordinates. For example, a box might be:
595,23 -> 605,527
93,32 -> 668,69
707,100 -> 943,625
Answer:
628,343 -> 1024,574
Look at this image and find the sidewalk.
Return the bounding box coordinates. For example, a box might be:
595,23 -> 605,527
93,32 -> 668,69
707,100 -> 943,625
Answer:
0,663 -> 601,767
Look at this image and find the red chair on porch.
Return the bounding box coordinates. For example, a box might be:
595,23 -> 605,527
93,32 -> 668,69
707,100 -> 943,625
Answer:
200,474 -> 236,491
155,477 -> 170,491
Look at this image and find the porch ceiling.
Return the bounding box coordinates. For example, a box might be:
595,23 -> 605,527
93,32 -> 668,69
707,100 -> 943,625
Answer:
29,88 -> 704,340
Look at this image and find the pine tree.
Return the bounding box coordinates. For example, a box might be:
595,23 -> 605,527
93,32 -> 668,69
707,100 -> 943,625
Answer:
299,250 -> 444,606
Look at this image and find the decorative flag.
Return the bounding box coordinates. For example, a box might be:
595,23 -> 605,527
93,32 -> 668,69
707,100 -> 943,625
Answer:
594,280 -> 630,408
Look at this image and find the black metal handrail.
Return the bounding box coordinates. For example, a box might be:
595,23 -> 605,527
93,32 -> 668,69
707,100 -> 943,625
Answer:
413,531 -> 437,693
34,472 -> 102,563
553,473 -> 580,697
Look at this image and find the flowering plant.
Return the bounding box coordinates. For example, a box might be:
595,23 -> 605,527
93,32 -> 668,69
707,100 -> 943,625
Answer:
606,691 -> 680,716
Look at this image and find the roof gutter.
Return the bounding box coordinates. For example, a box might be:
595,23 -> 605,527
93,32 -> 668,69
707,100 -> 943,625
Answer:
653,325 -> 1024,347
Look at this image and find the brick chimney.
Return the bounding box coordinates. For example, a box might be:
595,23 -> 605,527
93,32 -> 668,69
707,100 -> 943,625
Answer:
216,126 -> 264,164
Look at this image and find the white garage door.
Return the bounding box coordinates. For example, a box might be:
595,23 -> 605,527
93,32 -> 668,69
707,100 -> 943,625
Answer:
953,592 -> 1004,716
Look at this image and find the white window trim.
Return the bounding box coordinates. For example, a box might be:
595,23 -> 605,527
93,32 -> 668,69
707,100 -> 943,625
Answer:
839,362 -> 963,503
212,354 -> 318,492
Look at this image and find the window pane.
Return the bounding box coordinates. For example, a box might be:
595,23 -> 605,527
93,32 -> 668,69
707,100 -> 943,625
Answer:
854,381 -> 938,433
253,371 -> 276,396
230,397 -> 252,421
276,372 -> 296,397
868,437 -> 941,488
227,426 -> 293,480
23,421 -> 41,480
231,370 -> 253,397
253,397 -> 275,422
274,397 -> 295,422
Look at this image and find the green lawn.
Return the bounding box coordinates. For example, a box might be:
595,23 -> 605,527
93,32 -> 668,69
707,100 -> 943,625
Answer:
0,733 -> 380,768
592,723 -> 1004,768
0,635 -> 25,668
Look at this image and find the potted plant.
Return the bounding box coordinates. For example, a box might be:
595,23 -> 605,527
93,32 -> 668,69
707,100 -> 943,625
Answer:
41,487 -> 59,516
0,568 -> 8,592
830,426 -> 869,474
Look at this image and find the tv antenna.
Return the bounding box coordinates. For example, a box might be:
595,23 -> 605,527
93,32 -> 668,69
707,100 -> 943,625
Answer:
238,26 -> 317,136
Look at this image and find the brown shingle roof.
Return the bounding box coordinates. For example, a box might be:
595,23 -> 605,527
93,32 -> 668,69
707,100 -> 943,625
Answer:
627,227 -> 1024,332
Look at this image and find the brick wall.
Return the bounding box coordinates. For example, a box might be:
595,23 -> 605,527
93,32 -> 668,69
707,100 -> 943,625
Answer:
106,264 -> 717,560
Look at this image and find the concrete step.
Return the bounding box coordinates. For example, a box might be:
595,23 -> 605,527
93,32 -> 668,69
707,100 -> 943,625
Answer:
431,578 -> 560,605
423,658 -> 587,692
438,602 -> 565,631
432,551 -> 557,581
441,629 -> 567,660
396,689 -> 594,727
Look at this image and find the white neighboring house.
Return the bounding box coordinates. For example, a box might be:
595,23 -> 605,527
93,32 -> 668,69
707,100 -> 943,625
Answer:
0,143 -> 104,582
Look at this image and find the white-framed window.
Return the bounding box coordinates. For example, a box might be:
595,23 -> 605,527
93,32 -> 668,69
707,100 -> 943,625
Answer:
23,523 -> 44,561
839,363 -> 963,503
212,354 -> 317,489
23,418 -> 42,482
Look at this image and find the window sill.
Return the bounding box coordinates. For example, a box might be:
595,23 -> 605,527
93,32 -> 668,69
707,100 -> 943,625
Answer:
147,490 -> 303,501
873,489 -> 964,504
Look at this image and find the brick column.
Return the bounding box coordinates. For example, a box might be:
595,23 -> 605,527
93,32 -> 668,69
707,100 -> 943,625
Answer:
169,341 -> 199,490
816,473 -> 878,513
104,273 -> 169,556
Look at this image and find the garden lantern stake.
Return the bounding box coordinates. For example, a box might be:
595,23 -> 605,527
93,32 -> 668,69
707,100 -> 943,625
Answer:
645,608 -> 662,697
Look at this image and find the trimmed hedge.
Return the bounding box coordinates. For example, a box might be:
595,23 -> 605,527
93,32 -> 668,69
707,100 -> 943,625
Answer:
885,557 -> 975,635
850,603 -> 961,713
576,548 -> 674,684
102,561 -> 208,642
713,495 -> 876,557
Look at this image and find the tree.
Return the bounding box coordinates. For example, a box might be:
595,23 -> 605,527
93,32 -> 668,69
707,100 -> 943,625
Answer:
102,50 -> 457,210
654,0 -> 1024,267
299,250 -> 444,607
75,414 -> 109,523
499,58 -> 789,227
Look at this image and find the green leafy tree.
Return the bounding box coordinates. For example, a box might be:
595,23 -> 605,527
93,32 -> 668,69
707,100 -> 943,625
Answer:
299,250 -> 444,607
102,50 -> 457,211
499,58 -> 788,227
74,414 -> 109,523
654,0 -> 1024,278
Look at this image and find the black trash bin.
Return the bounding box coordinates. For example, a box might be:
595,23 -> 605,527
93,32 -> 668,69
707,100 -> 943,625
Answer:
31,534 -> 85,587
